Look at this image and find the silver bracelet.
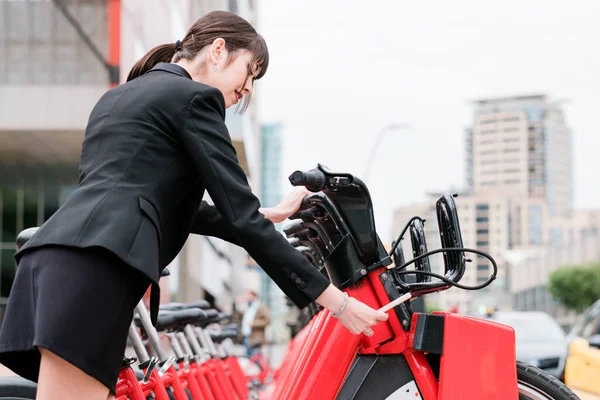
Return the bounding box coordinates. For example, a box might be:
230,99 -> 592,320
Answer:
331,292 -> 349,318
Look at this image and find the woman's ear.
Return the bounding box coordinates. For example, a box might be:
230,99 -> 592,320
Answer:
209,38 -> 226,66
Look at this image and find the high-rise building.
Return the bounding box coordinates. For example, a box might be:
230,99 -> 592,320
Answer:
392,94 -> 591,316
260,123 -> 283,209
468,95 -> 573,217
258,122 -> 290,342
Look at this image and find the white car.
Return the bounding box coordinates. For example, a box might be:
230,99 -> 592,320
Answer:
486,311 -> 568,379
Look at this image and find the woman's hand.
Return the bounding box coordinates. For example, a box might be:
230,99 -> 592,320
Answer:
316,284 -> 388,336
260,187 -> 311,223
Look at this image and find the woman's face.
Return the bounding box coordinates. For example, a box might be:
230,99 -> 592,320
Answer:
205,43 -> 258,109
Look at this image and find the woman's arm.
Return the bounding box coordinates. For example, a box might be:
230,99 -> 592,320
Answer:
180,87 -> 329,308
190,187 -> 309,243
180,87 -> 388,335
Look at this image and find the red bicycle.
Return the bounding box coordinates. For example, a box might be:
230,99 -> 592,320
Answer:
0,164 -> 580,399
260,164 -> 579,400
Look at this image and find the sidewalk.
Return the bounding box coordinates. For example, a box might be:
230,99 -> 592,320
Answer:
573,389 -> 600,400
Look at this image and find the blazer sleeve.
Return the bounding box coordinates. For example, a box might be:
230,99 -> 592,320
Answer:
190,201 -> 241,246
180,87 -> 330,309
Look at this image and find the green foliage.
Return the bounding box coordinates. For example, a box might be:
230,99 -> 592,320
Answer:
548,263 -> 600,312
424,302 -> 443,314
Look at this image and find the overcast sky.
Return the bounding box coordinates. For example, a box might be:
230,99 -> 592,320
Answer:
256,0 -> 599,242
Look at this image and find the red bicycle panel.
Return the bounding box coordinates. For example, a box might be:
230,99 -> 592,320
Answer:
435,312 -> 518,400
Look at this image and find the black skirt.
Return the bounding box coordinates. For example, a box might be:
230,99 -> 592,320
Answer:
0,245 -> 151,394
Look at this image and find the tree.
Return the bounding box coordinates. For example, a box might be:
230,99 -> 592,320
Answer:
548,263 -> 600,312
424,301 -> 443,314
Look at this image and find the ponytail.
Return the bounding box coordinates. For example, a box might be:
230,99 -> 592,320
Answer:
125,10 -> 270,101
126,43 -> 177,82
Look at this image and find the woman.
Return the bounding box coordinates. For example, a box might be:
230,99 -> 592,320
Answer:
0,11 -> 387,400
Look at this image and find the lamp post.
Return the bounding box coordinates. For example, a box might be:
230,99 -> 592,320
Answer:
362,123 -> 411,183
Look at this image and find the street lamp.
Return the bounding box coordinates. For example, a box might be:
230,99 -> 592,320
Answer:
362,123 -> 411,183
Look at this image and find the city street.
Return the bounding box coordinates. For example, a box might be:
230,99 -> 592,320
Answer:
0,0 -> 598,399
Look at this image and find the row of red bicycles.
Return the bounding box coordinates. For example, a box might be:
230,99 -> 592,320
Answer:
0,164 -> 580,399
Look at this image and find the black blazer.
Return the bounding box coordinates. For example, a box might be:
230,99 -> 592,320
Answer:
17,63 -> 330,323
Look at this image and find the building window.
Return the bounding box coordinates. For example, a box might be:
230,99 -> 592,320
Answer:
525,108 -> 544,121
479,120 -> 497,125
504,137 -> 520,143
481,181 -> 496,186
504,168 -> 520,173
504,116 -> 520,122
0,165 -> 79,298
504,127 -> 520,132
505,179 -> 521,184
476,217 -> 489,223
503,148 -> 520,153
476,229 -> 489,234
476,241 -> 489,247
1,0 -> 108,85
527,205 -> 543,245
477,264 -> 488,271
476,204 -> 489,211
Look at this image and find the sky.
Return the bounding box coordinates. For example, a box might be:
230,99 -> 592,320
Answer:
256,0 -> 600,243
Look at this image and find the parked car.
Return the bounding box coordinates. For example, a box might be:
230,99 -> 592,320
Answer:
563,299 -> 600,395
486,311 -> 567,379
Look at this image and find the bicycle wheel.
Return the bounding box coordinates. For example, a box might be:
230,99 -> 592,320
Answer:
0,376 -> 37,399
517,361 -> 580,400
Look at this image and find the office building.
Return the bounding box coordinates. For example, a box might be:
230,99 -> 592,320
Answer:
468,95 -> 573,217
392,94 -> 592,316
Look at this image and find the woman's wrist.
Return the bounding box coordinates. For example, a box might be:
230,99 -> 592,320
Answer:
315,284 -> 347,314
258,206 -> 285,223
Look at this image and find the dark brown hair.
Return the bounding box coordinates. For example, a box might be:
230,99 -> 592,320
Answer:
127,10 -> 269,113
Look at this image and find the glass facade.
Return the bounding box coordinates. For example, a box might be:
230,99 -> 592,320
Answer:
0,0 -> 107,85
260,123 -> 282,208
0,164 -> 79,298
527,204 -> 543,245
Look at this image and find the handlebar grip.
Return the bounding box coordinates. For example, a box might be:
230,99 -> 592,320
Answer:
289,169 -> 326,192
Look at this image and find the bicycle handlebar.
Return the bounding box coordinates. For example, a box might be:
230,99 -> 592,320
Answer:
289,168 -> 327,192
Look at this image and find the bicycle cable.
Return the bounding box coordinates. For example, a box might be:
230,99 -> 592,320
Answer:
388,216 -> 425,258
388,216 -> 497,291
391,247 -> 497,290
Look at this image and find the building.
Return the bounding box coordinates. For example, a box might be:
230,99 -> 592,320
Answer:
468,95 -> 573,217
509,210 -> 600,327
0,0 -> 263,320
392,193 -> 542,313
257,122 -> 291,342
393,94 -> 596,318
0,0 -> 111,310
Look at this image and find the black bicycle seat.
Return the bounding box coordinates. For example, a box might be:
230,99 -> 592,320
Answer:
192,309 -> 224,327
219,323 -> 240,331
159,300 -> 210,312
207,329 -> 239,343
136,308 -> 207,332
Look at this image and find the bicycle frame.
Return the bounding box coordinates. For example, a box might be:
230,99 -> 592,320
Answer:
271,165 -> 520,400
265,266 -> 518,399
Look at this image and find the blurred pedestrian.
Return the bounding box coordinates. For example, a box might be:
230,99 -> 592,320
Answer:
237,290 -> 270,356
